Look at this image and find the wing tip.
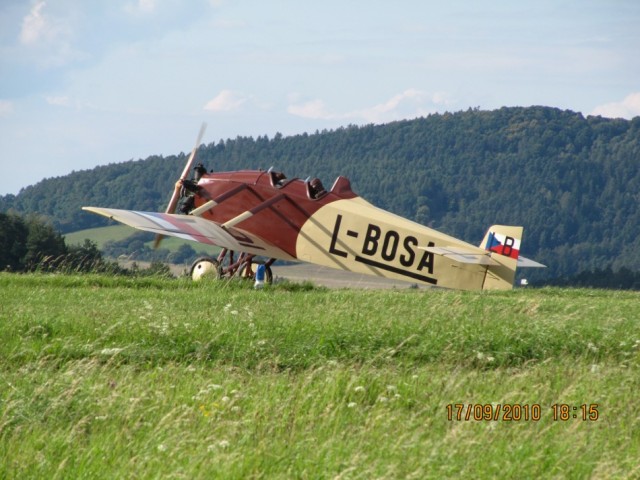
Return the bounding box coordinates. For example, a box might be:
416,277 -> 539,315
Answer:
82,206 -> 116,221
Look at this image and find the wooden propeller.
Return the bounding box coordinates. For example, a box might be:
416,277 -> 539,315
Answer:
153,122 -> 207,249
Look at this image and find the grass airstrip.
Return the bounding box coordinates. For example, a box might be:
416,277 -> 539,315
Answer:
1,274 -> 639,478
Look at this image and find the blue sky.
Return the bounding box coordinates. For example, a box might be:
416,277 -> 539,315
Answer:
1,0 -> 639,196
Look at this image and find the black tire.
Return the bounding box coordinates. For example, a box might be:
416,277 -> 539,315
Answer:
190,257 -> 221,281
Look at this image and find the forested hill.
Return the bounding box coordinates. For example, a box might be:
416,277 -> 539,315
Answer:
2,106 -> 639,280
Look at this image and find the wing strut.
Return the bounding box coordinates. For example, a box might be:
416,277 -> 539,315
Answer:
189,184 -> 250,217
222,194 -> 286,229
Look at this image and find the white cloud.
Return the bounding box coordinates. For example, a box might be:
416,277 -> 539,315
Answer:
45,95 -> 71,107
591,93 -> 640,119
211,18 -> 247,29
203,90 -> 248,112
124,0 -> 158,15
287,89 -> 452,123
19,1 -> 47,45
432,91 -> 454,107
0,100 -> 14,116
16,1 -> 80,67
356,89 -> 427,123
138,0 -> 157,13
287,99 -> 334,120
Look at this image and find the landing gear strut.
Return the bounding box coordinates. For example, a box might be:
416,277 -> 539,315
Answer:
189,249 -> 274,284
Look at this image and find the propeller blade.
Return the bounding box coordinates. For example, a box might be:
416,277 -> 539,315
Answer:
153,122 -> 207,249
167,122 -> 207,214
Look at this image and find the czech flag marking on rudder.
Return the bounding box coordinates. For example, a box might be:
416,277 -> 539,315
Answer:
485,231 -> 520,259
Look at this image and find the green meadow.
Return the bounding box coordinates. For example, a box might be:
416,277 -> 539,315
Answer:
1,274 -> 639,479
64,225 -> 138,249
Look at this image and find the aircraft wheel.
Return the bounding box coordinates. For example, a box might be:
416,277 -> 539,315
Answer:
190,257 -> 221,281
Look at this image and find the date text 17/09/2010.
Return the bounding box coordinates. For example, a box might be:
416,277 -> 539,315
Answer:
446,404 -> 600,422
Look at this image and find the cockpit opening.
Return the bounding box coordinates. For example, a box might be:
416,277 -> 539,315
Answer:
307,177 -> 327,199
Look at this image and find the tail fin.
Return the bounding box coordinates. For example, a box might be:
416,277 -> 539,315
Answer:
479,225 -> 523,290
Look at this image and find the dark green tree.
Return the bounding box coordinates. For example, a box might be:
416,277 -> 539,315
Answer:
0,213 -> 28,271
23,215 -> 67,270
64,239 -> 105,272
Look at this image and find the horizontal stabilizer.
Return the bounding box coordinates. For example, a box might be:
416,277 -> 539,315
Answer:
517,256 -> 546,268
419,246 -> 500,266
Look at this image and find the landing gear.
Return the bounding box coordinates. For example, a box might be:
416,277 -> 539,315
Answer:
190,257 -> 221,281
189,251 -> 274,284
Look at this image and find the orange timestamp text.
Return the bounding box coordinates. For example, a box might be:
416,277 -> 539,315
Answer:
446,403 -> 600,422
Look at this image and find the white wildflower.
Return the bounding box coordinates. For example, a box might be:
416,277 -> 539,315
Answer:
99,347 -> 123,356
354,386 -> 365,393
347,402 -> 357,408
218,439 -> 230,449
157,444 -> 167,452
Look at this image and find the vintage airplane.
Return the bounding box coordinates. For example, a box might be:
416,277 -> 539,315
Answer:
83,124 -> 545,291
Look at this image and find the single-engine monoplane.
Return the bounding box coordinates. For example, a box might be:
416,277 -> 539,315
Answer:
83,124 -> 545,290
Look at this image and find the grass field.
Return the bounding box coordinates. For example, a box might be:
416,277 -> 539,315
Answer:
1,274 -> 639,479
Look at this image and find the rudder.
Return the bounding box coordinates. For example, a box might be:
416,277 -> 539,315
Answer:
479,225 -> 523,290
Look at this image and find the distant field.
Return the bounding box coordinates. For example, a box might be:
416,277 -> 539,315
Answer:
64,225 -> 220,256
64,225 -> 137,248
1,274 -> 639,478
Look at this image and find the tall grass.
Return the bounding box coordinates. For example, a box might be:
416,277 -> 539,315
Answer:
1,274 -> 639,478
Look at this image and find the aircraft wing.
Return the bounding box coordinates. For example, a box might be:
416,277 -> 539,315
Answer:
82,207 -> 295,260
